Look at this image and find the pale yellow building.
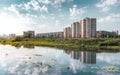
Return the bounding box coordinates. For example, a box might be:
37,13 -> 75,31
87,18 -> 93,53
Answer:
63,27 -> 71,38
71,22 -> 81,38
81,17 -> 96,38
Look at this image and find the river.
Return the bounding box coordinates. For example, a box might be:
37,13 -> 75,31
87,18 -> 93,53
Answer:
0,45 -> 120,75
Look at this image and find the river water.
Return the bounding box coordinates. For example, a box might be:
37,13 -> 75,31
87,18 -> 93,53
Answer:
0,45 -> 120,75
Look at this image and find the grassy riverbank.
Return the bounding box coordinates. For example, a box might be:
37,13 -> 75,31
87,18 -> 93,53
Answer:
0,37 -> 120,51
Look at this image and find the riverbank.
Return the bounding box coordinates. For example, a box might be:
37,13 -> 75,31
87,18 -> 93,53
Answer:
0,38 -> 120,51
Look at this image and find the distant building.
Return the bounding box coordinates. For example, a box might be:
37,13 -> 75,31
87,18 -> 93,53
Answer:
23,30 -> 35,38
96,31 -> 118,38
9,34 -> 16,38
63,17 -> 96,38
63,27 -> 71,38
36,32 -> 63,38
117,30 -> 119,35
71,22 -> 81,38
81,17 -> 96,38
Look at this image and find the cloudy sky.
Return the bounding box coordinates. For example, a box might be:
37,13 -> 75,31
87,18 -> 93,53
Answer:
0,0 -> 120,35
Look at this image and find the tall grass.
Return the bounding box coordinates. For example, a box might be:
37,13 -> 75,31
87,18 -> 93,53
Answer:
0,38 -> 120,51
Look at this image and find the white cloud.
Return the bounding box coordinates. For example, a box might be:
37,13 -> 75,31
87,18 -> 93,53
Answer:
38,0 -> 51,4
31,0 -> 41,11
96,0 -> 119,12
0,12 -> 37,35
24,2 -> 31,10
41,15 -> 46,19
38,0 -> 73,8
4,0 -> 48,14
101,6 -> 110,12
55,20 -> 60,26
97,13 -> 120,33
54,0 -> 68,7
1,0 -> 74,35
98,13 -> 120,23
26,13 -> 37,18
73,4 -> 77,8
40,5 -> 48,13
69,5 -> 85,19
4,4 -> 20,16
24,0 -> 48,13
4,0 -> 73,15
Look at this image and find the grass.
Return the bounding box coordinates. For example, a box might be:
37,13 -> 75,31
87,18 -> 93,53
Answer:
0,38 -> 120,51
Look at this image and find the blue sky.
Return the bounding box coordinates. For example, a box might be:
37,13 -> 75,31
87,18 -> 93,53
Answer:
0,0 -> 120,35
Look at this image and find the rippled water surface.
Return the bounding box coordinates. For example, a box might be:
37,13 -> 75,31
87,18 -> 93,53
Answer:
0,45 -> 120,75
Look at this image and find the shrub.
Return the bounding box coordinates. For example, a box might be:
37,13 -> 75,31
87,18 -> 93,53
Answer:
12,36 -> 23,42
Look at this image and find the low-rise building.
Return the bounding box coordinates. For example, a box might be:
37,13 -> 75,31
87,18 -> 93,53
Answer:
36,32 -> 63,38
96,31 -> 118,38
23,30 -> 35,38
9,34 -> 16,38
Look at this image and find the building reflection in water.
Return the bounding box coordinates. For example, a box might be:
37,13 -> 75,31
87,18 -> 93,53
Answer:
65,50 -> 96,64
81,51 -> 96,64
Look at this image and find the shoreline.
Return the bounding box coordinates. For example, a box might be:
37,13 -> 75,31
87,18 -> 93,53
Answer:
0,38 -> 120,51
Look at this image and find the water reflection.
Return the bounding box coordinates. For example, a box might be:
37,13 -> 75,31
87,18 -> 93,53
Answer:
0,45 -> 120,75
65,50 -> 96,64
81,52 -> 96,64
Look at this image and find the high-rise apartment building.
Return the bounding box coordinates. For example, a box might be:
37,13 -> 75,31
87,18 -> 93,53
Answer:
63,17 -> 96,38
71,22 -> 81,38
63,27 -> 71,38
81,17 -> 96,38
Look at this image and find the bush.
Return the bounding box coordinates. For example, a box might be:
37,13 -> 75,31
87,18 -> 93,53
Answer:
12,36 -> 23,42
99,39 -> 120,46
